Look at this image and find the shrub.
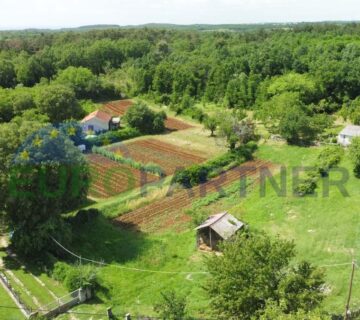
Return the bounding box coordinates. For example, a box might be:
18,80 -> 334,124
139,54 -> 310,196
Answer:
349,137 -> 360,178
294,178 -> 317,196
64,264 -> 98,291
316,146 -> 343,176
52,262 -> 71,283
87,127 -> 141,147
184,107 -> 206,123
173,142 -> 257,188
185,208 -> 210,226
124,102 -> 167,134
154,290 -> 188,320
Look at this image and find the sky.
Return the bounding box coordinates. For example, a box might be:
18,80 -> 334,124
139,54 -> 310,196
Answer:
1,0 -> 360,29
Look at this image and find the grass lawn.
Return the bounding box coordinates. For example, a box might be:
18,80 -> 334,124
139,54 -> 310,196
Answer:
59,215 -> 209,318
200,142 -> 360,314
1,246 -> 69,316
0,285 -> 24,320
56,140 -> 360,317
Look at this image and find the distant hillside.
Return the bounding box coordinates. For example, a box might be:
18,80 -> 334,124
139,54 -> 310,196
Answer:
0,21 -> 358,34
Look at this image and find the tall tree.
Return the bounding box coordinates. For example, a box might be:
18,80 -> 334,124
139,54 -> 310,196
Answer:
35,84 -> 83,123
205,232 -> 325,319
7,125 -> 90,255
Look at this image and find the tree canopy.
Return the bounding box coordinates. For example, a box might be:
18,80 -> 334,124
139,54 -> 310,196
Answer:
205,232 -> 325,319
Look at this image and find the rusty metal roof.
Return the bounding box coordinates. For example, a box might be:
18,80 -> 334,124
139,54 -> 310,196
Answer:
195,212 -> 244,240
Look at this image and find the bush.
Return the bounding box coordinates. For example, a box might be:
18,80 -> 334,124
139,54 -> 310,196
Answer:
173,142 -> 257,188
349,137 -> 360,178
87,127 -> 141,147
124,102 -> 167,134
294,178 -> 317,196
154,290 -> 188,320
52,262 -> 71,283
316,146 -> 343,176
185,208 -> 209,226
64,264 -> 99,291
184,107 -> 206,123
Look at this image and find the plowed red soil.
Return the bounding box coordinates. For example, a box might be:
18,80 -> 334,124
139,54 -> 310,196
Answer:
87,154 -> 158,198
101,100 -> 194,131
101,100 -> 133,116
109,138 -> 206,175
114,159 -> 274,230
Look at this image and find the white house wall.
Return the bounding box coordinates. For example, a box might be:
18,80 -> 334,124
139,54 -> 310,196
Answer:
82,118 -> 109,133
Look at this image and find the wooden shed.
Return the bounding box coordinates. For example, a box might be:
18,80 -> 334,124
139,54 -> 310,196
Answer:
195,212 -> 244,251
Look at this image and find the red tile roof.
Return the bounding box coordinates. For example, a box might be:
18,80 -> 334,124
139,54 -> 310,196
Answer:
81,110 -> 112,123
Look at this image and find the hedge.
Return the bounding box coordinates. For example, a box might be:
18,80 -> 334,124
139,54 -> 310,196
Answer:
172,142 -> 258,188
86,127 -> 141,147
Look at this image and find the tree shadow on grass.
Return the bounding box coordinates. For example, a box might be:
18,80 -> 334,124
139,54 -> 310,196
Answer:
3,212 -> 156,278
67,214 -> 158,265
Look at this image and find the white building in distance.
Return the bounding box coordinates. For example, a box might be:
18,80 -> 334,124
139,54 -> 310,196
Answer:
338,125 -> 360,146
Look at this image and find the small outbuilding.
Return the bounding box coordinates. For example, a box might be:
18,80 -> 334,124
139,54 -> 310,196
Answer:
195,212 -> 244,251
338,125 -> 360,146
81,110 -> 120,134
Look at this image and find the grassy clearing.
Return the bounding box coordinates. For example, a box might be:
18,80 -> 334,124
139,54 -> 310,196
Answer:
0,285 -> 24,320
117,127 -> 227,159
57,215 -> 209,318
194,142 -> 360,314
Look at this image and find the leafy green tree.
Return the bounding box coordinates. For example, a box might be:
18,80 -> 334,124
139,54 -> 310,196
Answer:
278,107 -> 319,145
225,73 -> 249,108
349,137 -> 360,178
204,116 -> 218,136
279,261 -> 325,314
218,111 -> 255,150
260,301 -> 329,320
0,111 -> 49,214
35,84 -> 83,123
11,87 -> 35,115
7,126 -> 90,255
54,66 -> 100,99
124,102 -> 167,134
205,232 -> 325,320
266,73 -> 320,104
154,290 -> 188,320
0,59 -> 16,88
14,52 -> 44,86
0,88 -> 13,122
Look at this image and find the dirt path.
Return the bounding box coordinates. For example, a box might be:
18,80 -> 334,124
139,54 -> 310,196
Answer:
114,159 -> 275,230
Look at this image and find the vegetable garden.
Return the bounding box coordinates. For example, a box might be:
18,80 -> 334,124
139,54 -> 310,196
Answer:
110,139 -> 206,175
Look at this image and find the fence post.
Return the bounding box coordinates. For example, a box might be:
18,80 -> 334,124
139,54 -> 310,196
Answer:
107,307 -> 114,319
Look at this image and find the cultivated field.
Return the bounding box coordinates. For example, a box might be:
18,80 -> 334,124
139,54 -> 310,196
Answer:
101,100 -> 194,131
115,159 -> 273,230
110,138 -> 206,175
101,100 -> 133,117
87,154 -> 159,198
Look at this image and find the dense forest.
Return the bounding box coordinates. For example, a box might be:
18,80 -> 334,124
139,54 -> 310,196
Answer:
0,23 -> 360,125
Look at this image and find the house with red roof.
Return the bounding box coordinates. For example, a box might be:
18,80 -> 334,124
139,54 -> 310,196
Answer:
80,110 -> 120,134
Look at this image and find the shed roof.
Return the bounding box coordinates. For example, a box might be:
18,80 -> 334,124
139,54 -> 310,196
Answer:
339,125 -> 360,137
195,212 -> 244,240
81,110 -> 112,124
